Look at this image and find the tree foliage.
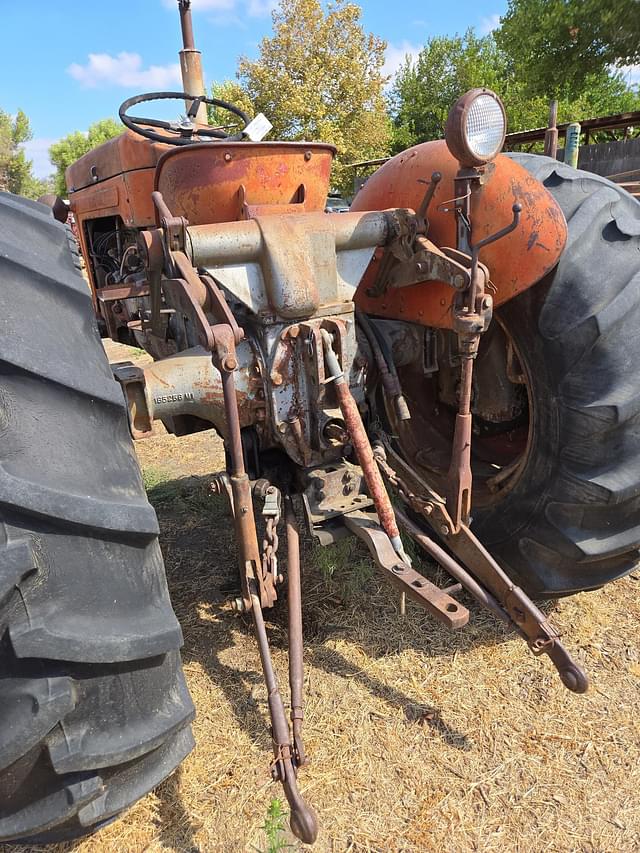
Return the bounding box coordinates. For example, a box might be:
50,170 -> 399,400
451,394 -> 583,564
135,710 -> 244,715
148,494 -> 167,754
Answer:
390,29 -> 640,154
49,118 -> 122,196
497,0 -> 640,97
209,81 -> 255,131
232,0 -> 391,191
0,109 -> 51,199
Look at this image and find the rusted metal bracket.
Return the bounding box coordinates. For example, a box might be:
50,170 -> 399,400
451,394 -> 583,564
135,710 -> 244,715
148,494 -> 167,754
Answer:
375,440 -> 589,693
343,511 -> 469,628
152,190 -> 188,253
385,238 -> 478,292
96,282 -> 150,303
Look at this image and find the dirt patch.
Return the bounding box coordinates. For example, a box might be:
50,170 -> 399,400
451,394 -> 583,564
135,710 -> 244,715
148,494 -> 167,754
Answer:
18,342 -> 640,853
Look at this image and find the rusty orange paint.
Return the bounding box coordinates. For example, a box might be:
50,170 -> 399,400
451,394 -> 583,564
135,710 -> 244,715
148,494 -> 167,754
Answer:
352,139 -> 567,329
155,141 -> 336,225
66,130 -> 171,194
67,130 -> 172,307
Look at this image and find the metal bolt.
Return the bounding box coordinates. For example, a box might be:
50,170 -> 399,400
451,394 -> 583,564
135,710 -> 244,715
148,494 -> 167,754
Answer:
453,274 -> 464,289
224,152 -> 233,162
423,503 -> 433,515
223,356 -> 238,371
440,524 -> 450,536
416,262 -> 425,274
271,371 -> 283,386
288,324 -> 300,338
277,422 -> 288,434
304,151 -> 312,161
231,597 -> 245,612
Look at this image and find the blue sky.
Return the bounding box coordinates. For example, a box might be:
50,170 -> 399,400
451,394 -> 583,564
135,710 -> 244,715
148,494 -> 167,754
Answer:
0,0 -> 507,178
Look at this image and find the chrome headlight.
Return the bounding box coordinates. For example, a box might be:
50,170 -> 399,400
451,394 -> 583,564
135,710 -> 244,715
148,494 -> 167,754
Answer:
445,88 -> 506,167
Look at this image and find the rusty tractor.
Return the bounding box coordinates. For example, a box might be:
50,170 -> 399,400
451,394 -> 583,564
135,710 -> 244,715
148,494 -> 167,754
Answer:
2,0 -> 640,844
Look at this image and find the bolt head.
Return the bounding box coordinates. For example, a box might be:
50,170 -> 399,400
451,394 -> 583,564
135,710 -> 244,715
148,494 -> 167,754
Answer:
271,371 -> 283,386
223,356 -> 238,371
224,152 -> 232,162
440,524 -> 450,535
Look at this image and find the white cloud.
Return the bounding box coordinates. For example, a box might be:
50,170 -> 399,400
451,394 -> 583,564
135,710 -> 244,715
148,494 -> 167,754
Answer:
618,63 -> 640,87
161,0 -> 273,15
383,41 -> 422,79
67,52 -> 181,89
246,0 -> 276,15
479,13 -> 501,35
21,137 -> 57,179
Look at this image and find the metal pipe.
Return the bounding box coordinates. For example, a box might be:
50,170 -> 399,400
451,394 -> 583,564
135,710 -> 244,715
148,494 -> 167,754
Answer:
250,591 -> 318,843
544,99 -> 559,158
121,345 -> 259,436
320,329 -> 410,565
178,0 -> 196,49
176,0 -> 208,124
187,211 -> 389,269
285,497 -> 305,766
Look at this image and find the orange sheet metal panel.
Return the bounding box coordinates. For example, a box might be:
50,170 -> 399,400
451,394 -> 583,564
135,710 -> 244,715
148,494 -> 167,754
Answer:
65,131 -> 170,192
70,169 -> 158,228
155,141 -> 336,224
69,169 -> 158,308
352,139 -> 567,329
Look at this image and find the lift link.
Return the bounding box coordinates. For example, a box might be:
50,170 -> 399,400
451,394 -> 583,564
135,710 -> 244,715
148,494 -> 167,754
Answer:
374,441 -> 589,694
208,299 -> 316,842
446,203 -> 521,531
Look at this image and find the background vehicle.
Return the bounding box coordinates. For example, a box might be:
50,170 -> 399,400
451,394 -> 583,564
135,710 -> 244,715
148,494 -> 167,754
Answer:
325,192 -> 350,212
2,0 -> 639,845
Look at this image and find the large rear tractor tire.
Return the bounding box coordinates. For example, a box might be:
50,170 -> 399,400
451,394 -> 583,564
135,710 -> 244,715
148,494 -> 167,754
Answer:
472,155 -> 640,595
0,193 -> 195,844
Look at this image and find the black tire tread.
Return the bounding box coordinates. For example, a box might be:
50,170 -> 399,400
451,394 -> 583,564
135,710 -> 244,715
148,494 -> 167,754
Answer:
480,155 -> 640,594
0,192 -> 194,843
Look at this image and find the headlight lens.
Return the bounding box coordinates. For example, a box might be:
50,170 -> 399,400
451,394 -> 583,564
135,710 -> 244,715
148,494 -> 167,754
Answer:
465,94 -> 505,160
445,88 -> 506,167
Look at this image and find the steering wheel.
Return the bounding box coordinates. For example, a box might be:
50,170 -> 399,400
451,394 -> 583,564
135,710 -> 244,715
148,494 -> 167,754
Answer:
119,91 -> 251,146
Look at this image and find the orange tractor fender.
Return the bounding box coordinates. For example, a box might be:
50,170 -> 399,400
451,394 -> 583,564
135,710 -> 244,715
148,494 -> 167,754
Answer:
351,139 -> 568,329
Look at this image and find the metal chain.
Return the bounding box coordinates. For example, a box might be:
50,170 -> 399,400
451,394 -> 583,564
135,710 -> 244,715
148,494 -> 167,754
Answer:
261,486 -> 282,584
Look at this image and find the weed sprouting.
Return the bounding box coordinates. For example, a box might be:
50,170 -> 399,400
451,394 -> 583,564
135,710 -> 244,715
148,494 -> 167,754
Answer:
257,798 -> 292,853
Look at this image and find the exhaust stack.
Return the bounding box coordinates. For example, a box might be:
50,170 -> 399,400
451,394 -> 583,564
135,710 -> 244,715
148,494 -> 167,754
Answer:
178,0 -> 208,125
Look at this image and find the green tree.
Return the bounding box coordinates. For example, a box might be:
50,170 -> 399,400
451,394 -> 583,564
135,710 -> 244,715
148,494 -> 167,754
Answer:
390,30 -> 640,153
49,118 -> 122,196
390,31 -> 505,152
0,109 -> 51,199
497,0 -> 640,97
209,81 -> 255,131
233,0 -> 391,192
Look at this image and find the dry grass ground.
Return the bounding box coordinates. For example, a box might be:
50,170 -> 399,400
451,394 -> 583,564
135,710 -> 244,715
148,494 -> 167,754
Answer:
16,343 -> 640,853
